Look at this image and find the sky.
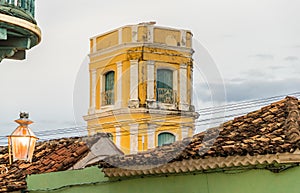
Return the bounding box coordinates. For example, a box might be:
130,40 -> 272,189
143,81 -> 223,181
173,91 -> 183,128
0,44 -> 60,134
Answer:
0,0 -> 299,139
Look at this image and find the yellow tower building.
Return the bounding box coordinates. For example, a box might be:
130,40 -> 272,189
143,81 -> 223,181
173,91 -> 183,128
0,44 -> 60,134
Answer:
84,22 -> 199,154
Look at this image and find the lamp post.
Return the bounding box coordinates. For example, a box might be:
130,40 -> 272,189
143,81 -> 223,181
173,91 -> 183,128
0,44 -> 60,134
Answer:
7,112 -> 38,164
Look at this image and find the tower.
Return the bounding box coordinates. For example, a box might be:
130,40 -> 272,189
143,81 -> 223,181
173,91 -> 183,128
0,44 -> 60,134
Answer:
84,22 -> 199,154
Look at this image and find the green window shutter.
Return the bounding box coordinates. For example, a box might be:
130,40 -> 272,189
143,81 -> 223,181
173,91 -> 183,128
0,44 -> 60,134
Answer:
105,71 -> 115,91
157,69 -> 173,89
158,132 -> 175,146
104,71 -> 115,105
157,69 -> 174,103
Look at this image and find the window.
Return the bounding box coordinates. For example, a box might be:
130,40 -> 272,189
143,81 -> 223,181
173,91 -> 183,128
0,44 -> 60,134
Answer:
156,69 -> 174,104
102,71 -> 115,105
158,132 -> 175,146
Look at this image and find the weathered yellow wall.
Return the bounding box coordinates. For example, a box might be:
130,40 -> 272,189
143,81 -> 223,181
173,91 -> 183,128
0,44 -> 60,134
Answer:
154,28 -> 180,46
86,24 -> 196,154
96,30 -> 118,51
138,26 -> 148,42
122,27 -> 132,43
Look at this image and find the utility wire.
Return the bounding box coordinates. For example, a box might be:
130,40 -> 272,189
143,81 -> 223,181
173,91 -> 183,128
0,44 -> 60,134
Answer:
0,92 -> 299,145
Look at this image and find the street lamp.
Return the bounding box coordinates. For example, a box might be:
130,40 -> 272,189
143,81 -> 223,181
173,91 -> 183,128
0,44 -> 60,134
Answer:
7,112 -> 38,164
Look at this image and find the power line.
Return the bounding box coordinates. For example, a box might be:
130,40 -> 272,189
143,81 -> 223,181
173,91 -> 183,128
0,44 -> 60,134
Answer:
0,92 -> 299,145
197,92 -> 300,112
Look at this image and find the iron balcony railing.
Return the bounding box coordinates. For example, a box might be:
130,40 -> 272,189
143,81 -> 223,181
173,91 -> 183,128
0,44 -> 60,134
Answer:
102,90 -> 114,106
157,88 -> 176,104
0,0 -> 35,18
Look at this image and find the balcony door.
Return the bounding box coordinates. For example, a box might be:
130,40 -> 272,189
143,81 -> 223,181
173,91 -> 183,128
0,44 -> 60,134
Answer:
156,69 -> 173,104
103,71 -> 115,105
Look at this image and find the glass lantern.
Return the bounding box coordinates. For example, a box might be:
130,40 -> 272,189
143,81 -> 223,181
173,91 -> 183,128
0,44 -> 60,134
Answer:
8,112 -> 38,164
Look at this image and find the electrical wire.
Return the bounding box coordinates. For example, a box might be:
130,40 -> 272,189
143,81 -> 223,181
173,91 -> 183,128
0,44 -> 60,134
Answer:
0,92 -> 299,145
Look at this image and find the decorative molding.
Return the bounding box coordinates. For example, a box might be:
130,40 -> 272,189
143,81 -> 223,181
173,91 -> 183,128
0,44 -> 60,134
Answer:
84,107 -> 199,121
89,43 -> 193,60
89,24 -> 191,41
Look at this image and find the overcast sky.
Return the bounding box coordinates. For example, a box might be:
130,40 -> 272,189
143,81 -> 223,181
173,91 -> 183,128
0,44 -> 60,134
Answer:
0,0 -> 299,138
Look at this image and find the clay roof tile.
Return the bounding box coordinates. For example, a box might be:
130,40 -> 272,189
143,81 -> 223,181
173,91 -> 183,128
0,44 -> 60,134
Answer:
100,96 -> 300,172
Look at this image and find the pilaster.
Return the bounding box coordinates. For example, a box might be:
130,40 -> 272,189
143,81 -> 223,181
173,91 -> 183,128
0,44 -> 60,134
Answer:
147,124 -> 156,149
130,124 -> 139,154
89,69 -> 97,114
179,64 -> 189,111
129,60 -> 139,108
146,60 -> 156,108
131,25 -> 138,43
116,61 -> 123,108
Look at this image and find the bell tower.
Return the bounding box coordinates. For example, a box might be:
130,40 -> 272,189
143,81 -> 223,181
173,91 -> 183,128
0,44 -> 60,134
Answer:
84,22 -> 199,154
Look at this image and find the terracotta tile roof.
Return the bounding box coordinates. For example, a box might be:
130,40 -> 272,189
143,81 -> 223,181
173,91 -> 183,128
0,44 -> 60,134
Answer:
101,96 -> 300,176
0,137 -> 90,192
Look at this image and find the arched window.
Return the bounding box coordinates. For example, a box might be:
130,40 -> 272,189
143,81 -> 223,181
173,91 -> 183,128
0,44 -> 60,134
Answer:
158,132 -> 175,146
103,71 -> 115,105
156,69 -> 173,104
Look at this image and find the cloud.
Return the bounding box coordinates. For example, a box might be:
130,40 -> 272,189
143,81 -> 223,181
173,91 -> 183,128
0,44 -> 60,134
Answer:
222,34 -> 236,38
284,56 -> 299,61
242,69 -> 268,78
268,65 -> 285,70
249,54 -> 274,60
292,45 -> 300,48
194,78 -> 300,103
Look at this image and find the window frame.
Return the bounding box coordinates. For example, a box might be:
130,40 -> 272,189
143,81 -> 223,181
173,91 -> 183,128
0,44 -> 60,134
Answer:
157,132 -> 176,146
156,68 -> 174,104
102,71 -> 115,106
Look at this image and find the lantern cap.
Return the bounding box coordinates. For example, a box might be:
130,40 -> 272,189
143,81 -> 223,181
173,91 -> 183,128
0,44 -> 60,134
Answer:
8,112 -> 39,164
15,112 -> 33,125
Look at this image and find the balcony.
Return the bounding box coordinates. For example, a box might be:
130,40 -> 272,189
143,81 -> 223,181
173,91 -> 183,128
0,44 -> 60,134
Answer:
0,0 -> 41,61
0,0 -> 35,22
101,90 -> 114,106
157,88 -> 176,104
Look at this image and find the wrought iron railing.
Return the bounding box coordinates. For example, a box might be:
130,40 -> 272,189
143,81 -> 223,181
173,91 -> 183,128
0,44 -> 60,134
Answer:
102,90 -> 114,106
0,0 -> 35,17
157,88 -> 176,104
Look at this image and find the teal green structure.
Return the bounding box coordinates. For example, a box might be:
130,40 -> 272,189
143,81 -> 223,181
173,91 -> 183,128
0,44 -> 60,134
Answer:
27,165 -> 300,193
0,0 -> 41,61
